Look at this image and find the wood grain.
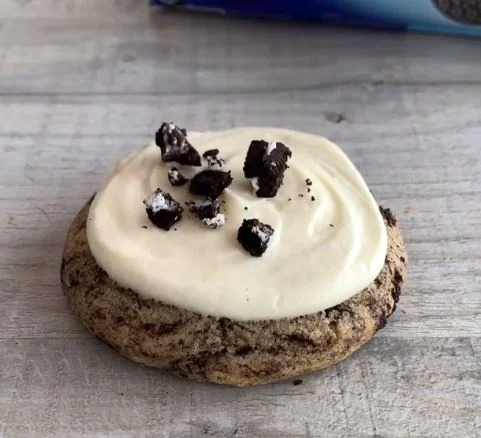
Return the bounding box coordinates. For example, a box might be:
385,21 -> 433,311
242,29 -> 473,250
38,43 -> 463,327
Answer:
0,0 -> 480,437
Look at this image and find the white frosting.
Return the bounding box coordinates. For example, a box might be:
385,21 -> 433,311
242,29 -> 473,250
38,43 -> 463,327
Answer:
87,127 -> 387,321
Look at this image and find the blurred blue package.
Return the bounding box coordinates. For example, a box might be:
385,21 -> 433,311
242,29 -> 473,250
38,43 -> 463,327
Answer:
152,0 -> 481,37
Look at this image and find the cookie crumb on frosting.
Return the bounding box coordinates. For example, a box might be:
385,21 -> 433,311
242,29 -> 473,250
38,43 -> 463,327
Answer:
167,167 -> 189,187
203,148 -> 225,169
190,170 -> 233,200
155,122 -> 201,166
186,199 -> 219,219
237,218 -> 274,257
143,189 -> 183,231
202,214 -> 226,229
243,140 -> 291,198
186,199 -> 225,229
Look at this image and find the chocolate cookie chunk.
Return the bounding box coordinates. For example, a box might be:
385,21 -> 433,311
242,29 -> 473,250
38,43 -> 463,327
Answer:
237,218 -> 274,257
202,214 -> 226,229
186,199 -> 220,220
243,140 -> 291,198
186,199 -> 225,229
203,149 -> 225,169
143,189 -> 183,231
168,167 -> 189,187
190,170 -> 233,199
155,122 -> 201,166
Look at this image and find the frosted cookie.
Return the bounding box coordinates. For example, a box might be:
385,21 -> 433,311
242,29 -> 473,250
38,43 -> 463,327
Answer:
61,126 -> 407,386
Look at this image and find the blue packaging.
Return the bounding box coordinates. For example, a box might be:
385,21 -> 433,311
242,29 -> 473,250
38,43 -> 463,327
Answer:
152,0 -> 481,37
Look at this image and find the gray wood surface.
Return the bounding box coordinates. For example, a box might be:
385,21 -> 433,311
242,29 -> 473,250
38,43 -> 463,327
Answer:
1,1 -> 480,437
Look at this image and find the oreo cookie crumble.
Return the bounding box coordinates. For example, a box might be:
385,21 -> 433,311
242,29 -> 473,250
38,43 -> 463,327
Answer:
155,122 -> 201,166
143,189 -> 183,231
237,218 -> 274,257
202,214 -> 226,229
186,199 -> 220,219
203,148 -> 225,169
190,170 -> 233,199
186,199 -> 225,229
167,167 -> 189,187
243,140 -> 292,198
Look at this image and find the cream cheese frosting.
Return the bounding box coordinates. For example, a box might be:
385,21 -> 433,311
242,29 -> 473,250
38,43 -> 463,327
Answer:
87,127 -> 387,321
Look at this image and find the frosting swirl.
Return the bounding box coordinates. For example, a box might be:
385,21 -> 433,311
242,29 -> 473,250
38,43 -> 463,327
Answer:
87,128 -> 387,320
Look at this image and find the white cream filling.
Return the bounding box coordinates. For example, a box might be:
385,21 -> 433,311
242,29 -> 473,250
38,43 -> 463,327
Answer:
87,127 -> 387,321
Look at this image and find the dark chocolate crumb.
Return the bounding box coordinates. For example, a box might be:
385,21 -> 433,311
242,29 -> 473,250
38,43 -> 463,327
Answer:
293,379 -> 303,386
311,196 -> 316,201
288,198 -> 292,201
329,224 -> 334,227
202,148 -> 219,158
186,199 -> 225,229
244,206 -> 248,211
120,392 -> 124,396
190,170 -> 233,200
186,199 -> 220,220
237,218 -> 274,257
379,206 -> 397,227
203,148 -> 225,168
393,269 -> 403,303
324,111 -> 346,124
307,188 -> 311,193
306,178 -> 312,186
142,225 -> 148,229
155,122 -> 201,166
298,194 -> 304,198
174,228 -> 178,231
243,140 -> 292,198
143,189 -> 183,231
168,167 -> 189,186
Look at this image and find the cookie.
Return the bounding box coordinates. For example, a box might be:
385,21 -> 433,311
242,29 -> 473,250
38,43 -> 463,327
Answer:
61,199 -> 407,386
432,0 -> 481,24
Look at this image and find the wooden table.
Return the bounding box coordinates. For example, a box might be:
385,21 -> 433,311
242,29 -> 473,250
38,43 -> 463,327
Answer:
1,1 -> 480,437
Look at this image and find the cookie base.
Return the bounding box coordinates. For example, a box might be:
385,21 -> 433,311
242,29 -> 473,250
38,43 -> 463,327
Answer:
61,199 -> 407,386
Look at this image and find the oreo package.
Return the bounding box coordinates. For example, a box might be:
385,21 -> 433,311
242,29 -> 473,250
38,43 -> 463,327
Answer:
152,0 -> 481,37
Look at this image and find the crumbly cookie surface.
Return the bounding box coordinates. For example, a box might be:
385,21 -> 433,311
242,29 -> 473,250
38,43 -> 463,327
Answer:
61,199 -> 407,386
